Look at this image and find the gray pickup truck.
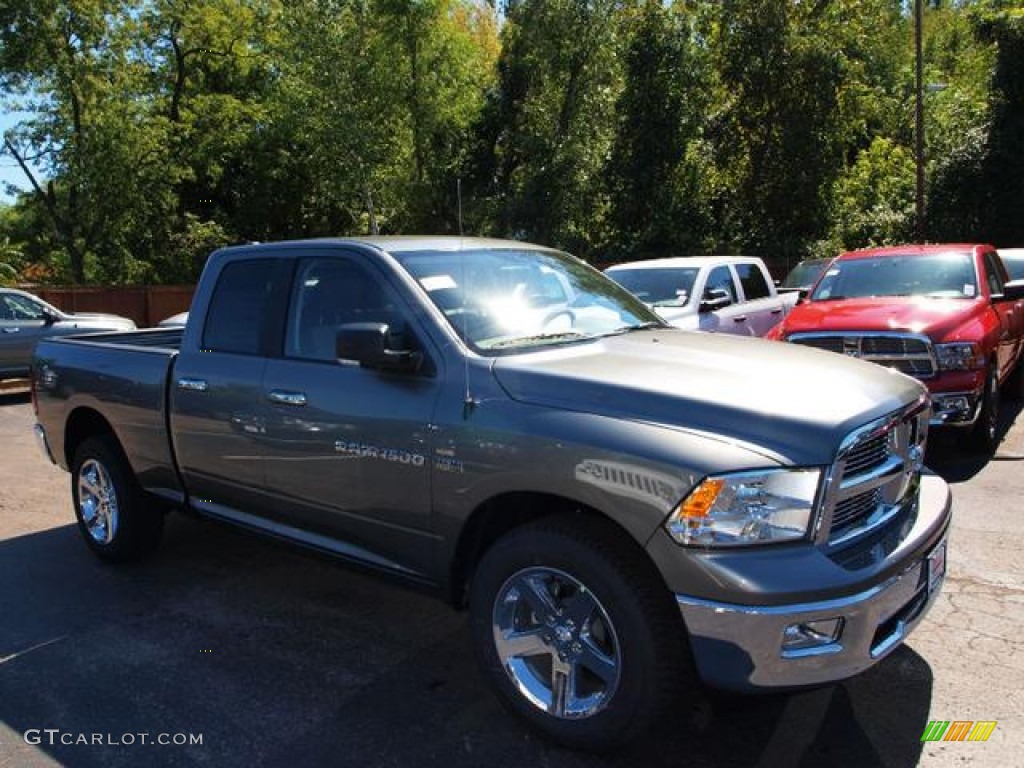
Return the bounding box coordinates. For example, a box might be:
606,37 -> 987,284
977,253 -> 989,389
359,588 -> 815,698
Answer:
32,237 -> 951,750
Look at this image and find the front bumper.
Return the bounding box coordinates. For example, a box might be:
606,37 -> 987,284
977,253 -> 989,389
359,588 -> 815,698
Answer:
34,423 -> 57,465
673,475 -> 951,691
930,388 -> 984,427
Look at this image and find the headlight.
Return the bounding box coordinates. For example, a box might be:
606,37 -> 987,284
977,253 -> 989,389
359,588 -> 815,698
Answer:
934,342 -> 984,371
665,468 -> 822,547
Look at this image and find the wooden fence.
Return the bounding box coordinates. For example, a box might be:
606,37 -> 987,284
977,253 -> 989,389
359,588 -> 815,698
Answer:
30,285 -> 195,328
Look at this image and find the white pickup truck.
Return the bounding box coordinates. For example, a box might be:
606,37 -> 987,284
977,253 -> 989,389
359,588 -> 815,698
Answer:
606,256 -> 797,337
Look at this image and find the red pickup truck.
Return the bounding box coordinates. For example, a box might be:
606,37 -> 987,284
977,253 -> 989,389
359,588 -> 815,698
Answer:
766,244 -> 1024,452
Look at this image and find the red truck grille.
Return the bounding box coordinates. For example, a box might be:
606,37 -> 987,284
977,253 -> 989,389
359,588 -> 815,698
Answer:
823,398 -> 930,547
789,333 -> 936,380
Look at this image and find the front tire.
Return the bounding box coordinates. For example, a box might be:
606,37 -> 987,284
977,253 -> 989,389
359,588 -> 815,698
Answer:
71,435 -> 163,562
968,366 -> 1000,455
468,516 -> 693,751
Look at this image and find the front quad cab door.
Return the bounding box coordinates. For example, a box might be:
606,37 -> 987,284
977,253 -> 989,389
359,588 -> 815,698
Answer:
697,264 -> 752,335
261,253 -> 443,578
982,249 -> 1022,380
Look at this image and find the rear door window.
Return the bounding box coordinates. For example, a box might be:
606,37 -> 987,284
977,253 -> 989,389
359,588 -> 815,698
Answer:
734,263 -> 771,301
203,259 -> 280,355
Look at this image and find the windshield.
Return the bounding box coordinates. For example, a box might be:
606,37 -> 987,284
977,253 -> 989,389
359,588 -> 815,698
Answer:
811,252 -> 977,301
781,260 -> 827,289
394,248 -> 663,353
605,267 -> 699,307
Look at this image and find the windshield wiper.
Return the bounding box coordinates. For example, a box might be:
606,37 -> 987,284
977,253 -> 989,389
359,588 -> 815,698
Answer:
604,321 -> 664,336
486,331 -> 591,349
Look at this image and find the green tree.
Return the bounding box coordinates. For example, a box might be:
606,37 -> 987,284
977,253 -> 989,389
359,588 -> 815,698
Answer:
470,0 -> 629,255
604,0 -> 713,258
708,0 -> 845,260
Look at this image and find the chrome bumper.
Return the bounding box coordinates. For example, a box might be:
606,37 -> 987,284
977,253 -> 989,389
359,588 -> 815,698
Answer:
34,423 -> 56,465
930,388 -> 983,427
677,538 -> 947,691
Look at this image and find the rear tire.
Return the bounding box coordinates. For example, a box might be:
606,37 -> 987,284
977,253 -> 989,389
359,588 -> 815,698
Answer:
71,435 -> 163,562
468,516 -> 693,752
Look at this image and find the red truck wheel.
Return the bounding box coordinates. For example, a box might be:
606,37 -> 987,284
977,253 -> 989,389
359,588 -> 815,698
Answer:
968,367 -> 1000,454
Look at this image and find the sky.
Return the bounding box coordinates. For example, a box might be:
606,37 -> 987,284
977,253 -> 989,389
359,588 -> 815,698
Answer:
0,111 -> 38,205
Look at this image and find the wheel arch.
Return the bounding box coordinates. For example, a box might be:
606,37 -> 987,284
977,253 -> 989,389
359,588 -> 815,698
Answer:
64,407 -> 121,469
447,491 -> 662,609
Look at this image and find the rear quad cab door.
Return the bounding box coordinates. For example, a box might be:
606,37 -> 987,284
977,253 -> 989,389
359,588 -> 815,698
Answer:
169,256 -> 289,519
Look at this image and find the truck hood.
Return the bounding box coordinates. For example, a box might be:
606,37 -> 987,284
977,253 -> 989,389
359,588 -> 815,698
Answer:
491,329 -> 925,467
783,297 -> 985,341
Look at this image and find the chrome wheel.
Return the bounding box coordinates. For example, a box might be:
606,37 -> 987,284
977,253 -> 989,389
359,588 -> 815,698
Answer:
492,567 -> 621,719
77,458 -> 119,545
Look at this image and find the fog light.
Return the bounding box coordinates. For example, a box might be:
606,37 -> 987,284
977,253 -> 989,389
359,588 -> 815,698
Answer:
782,618 -> 844,656
933,395 -> 971,423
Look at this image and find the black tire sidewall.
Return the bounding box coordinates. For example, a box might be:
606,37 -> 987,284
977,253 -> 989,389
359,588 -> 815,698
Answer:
469,523 -> 682,751
969,367 -> 999,453
71,436 -> 161,562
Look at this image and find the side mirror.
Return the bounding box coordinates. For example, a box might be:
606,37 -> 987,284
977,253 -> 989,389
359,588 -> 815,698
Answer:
996,279 -> 1024,302
41,309 -> 59,326
336,322 -> 421,373
699,288 -> 733,313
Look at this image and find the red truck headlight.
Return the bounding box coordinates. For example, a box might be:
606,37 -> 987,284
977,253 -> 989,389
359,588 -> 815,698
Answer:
934,342 -> 985,371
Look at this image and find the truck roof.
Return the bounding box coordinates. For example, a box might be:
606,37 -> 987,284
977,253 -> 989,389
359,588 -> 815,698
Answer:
839,243 -> 991,260
218,236 -> 556,256
606,255 -> 766,271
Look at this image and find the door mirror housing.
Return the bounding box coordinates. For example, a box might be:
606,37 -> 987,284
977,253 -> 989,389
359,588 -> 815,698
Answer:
995,279 -> 1024,302
699,288 -> 733,313
336,322 -> 421,373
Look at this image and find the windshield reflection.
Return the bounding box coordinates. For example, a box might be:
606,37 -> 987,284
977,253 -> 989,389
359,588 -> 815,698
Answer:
395,248 -> 663,353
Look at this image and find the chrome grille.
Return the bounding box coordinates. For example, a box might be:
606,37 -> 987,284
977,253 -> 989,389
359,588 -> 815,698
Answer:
789,332 -> 936,380
832,488 -> 883,534
823,398 -> 930,546
843,433 -> 888,476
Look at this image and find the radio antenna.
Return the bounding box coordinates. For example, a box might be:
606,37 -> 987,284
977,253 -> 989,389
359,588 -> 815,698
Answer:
457,177 -> 464,237
457,176 -> 474,417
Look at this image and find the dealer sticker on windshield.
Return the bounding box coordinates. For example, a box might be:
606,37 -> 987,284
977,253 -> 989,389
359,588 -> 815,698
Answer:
927,539 -> 947,594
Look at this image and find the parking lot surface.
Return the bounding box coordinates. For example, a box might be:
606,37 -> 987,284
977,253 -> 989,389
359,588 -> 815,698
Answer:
1,383 -> 1021,767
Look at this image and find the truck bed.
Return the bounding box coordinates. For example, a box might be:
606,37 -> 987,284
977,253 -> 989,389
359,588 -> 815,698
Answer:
33,327 -> 185,501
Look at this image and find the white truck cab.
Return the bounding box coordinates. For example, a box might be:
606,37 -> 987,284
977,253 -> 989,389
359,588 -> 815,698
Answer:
605,255 -> 794,337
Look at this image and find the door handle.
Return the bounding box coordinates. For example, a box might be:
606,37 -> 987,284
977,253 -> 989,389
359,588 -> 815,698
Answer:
2,328 -> 20,333
176,377 -> 208,392
770,308 -> 783,315
732,316 -> 748,323
268,390 -> 307,406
